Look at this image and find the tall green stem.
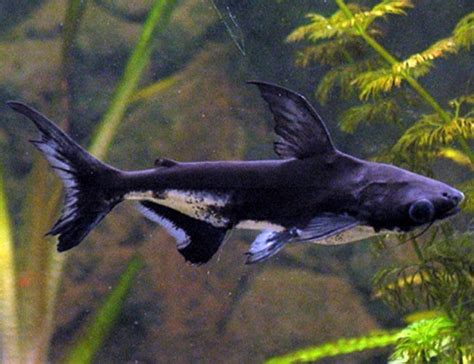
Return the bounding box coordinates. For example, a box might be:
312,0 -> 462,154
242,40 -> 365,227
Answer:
411,238 -> 424,262
59,0 -> 88,127
89,0 -> 179,159
335,0 -> 473,163
0,164 -> 20,363
14,1 -> 179,363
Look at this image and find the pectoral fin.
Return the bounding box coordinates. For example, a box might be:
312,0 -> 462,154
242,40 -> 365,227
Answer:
245,214 -> 361,264
245,229 -> 298,264
296,214 -> 361,242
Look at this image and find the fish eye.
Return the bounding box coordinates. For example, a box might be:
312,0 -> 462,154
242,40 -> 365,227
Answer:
409,199 -> 435,223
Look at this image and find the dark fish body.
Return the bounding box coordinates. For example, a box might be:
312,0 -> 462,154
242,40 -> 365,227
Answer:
7,82 -> 464,264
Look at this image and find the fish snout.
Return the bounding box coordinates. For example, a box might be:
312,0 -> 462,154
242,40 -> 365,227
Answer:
442,189 -> 465,207
434,188 -> 464,220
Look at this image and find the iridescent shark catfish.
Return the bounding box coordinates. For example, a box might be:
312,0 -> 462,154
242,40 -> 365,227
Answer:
7,82 -> 464,264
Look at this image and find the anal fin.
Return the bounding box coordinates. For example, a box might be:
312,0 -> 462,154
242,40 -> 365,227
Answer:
138,201 -> 228,264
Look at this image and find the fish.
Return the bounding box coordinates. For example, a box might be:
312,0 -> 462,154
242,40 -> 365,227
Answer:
6,81 -> 464,264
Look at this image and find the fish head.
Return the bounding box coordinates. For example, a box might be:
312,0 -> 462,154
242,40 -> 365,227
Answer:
400,180 -> 463,225
358,166 -> 464,232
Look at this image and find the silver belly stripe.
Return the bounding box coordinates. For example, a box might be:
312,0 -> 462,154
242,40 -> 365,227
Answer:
314,225 -> 391,245
125,189 -> 230,227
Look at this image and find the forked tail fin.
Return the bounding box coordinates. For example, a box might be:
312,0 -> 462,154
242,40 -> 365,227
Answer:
7,101 -> 123,251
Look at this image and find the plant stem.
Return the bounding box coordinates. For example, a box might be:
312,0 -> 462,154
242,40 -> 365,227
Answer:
89,0 -> 179,159
15,2 -> 89,362
335,0 -> 449,121
335,0 -> 473,163
456,136 -> 474,164
63,256 -> 142,364
0,163 -> 20,363
59,0 -> 88,129
411,238 -> 424,262
26,1 -> 178,362
265,329 -> 401,363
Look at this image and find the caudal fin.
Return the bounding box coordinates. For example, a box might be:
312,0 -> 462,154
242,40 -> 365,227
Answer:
7,101 -> 122,251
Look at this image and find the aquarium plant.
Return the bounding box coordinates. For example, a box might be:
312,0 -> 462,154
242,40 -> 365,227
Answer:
0,0 -> 178,362
268,0 -> 473,362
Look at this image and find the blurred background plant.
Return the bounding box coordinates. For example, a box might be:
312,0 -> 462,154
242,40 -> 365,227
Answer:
267,0 -> 473,362
0,0 -> 177,362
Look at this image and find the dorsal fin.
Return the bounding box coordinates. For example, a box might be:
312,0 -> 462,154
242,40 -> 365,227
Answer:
249,81 -> 336,159
154,158 -> 177,168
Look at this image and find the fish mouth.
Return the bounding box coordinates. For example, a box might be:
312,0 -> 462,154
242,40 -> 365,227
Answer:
439,206 -> 461,220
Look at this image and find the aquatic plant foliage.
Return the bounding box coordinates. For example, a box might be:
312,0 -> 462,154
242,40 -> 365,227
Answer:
63,257 -> 142,364
288,0 -> 474,166
0,1 -> 178,362
267,315 -> 472,363
284,0 -> 474,362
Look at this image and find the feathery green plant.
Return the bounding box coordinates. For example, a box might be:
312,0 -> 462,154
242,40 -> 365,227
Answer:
0,1 -> 178,362
389,316 -> 471,363
267,314 -> 472,363
288,0 -> 474,164
283,0 -> 474,361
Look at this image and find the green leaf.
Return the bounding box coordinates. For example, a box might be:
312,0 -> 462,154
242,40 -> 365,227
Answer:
265,330 -> 400,363
316,57 -> 381,104
389,317 -> 459,363
394,114 -> 474,152
13,1 -> 180,362
453,12 -> 474,50
63,256 -> 142,364
352,48 -> 442,100
437,148 -> 473,170
287,4 -> 372,43
350,0 -> 412,33
403,310 -> 443,324
129,74 -> 178,104
372,231 -> 474,312
393,38 -> 458,75
449,94 -> 474,108
352,68 -> 404,99
339,97 -> 400,133
293,36 -> 365,67
0,163 -> 20,363
89,0 -> 179,159
457,179 -> 474,213
14,0 -> 90,360
370,0 -> 413,18
288,1 -> 410,45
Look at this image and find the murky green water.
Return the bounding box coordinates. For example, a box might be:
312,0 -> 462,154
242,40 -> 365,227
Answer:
0,1 -> 472,363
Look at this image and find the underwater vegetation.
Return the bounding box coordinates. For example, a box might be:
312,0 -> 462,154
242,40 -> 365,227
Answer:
268,0 -> 473,362
0,0 -> 178,362
0,0 -> 471,363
